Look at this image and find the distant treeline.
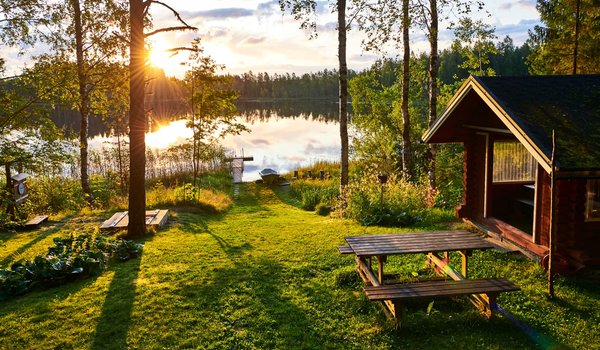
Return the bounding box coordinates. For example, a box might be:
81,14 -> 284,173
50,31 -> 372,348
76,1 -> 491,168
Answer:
231,36 -> 531,100
231,70 -> 358,100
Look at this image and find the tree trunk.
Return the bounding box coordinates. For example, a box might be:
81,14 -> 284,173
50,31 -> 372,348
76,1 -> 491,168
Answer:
573,0 -> 580,75
401,0 -> 411,179
427,0 -> 439,192
4,164 -> 15,219
71,0 -> 94,204
338,0 -> 349,193
128,0 -> 146,237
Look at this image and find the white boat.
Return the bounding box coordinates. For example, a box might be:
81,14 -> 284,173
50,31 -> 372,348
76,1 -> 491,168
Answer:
259,168 -> 280,184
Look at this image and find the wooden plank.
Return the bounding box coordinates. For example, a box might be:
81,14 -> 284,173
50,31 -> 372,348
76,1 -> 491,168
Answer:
428,253 -> 495,317
364,279 -> 519,301
337,245 -> 354,254
346,230 -> 494,257
24,215 -> 48,227
100,209 -> 168,231
148,209 -> 169,227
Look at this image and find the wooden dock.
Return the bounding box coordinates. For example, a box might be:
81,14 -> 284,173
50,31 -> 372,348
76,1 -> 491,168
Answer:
100,209 -> 169,231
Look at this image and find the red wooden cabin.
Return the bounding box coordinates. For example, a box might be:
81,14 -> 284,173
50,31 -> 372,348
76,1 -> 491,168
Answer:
423,75 -> 600,272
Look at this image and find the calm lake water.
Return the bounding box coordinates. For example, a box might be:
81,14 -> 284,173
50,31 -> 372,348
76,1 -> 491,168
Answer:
84,101 -> 343,182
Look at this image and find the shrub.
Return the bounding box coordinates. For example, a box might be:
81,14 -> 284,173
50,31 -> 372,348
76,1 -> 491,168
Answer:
301,189 -> 321,211
345,173 -> 431,227
290,178 -> 339,212
315,203 -> 332,216
0,229 -> 143,300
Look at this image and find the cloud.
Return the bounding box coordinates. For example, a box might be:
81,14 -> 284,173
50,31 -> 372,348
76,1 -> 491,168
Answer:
499,0 -> 537,11
305,143 -> 338,155
256,1 -> 280,17
316,21 -> 338,32
245,36 -> 267,45
251,139 -> 271,146
203,28 -> 229,40
184,8 -> 254,20
495,19 -> 541,44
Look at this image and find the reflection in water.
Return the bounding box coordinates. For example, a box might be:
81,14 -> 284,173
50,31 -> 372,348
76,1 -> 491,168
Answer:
81,102 -> 344,182
223,117 -> 340,182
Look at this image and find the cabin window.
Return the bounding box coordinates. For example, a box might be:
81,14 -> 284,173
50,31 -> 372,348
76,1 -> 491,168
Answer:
493,142 -> 536,183
586,179 -> 600,221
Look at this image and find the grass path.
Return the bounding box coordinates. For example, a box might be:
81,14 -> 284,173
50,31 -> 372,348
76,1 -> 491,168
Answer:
0,184 -> 598,349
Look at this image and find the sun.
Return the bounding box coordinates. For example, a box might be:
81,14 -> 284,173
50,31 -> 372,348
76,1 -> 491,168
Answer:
147,42 -> 173,69
148,48 -> 171,68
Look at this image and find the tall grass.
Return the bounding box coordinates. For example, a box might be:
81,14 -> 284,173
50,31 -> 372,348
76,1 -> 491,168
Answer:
346,173 -> 456,227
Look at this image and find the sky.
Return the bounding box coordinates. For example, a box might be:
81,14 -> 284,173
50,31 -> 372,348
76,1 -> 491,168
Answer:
2,0 -> 541,78
147,0 -> 541,78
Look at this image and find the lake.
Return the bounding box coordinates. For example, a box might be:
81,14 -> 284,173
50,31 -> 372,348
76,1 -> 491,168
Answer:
82,101 -> 344,182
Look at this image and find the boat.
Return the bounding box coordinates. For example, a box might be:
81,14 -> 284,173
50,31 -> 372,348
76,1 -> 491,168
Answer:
259,168 -> 280,184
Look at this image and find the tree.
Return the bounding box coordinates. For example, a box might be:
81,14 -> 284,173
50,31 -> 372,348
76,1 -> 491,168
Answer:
413,0 -> 484,192
279,0 -> 350,198
353,0 -> 413,178
127,0 -> 195,237
0,66 -> 72,221
0,0 -> 53,47
179,38 -> 247,186
528,0 -> 600,74
451,17 -> 497,76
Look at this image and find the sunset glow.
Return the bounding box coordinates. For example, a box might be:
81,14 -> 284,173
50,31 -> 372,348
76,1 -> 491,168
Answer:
145,120 -> 192,149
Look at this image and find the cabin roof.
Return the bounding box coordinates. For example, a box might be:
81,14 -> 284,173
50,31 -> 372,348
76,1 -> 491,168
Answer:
423,75 -> 600,174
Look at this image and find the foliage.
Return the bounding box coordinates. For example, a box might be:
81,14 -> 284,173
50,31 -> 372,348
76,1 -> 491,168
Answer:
146,181 -> 233,214
180,38 -> 248,186
0,229 -> 142,300
345,173 -> 436,227
451,17 -> 498,76
1,184 -> 595,348
528,0 -> 600,74
232,69 -> 358,100
289,178 -> 339,212
434,144 -> 465,209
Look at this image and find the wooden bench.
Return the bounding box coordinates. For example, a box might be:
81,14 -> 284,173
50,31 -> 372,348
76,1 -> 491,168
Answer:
337,245 -> 354,254
364,278 -> 520,323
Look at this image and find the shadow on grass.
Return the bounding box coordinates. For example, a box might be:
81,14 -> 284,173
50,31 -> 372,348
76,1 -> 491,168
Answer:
0,224 -> 64,268
178,256 -> 339,348
91,235 -> 152,350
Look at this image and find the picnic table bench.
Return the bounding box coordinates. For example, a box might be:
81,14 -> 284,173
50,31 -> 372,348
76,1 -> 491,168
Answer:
341,230 -> 520,324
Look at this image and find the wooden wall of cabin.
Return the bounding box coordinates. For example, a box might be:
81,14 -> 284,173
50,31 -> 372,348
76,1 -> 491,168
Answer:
456,132 -> 487,219
555,179 -> 600,265
535,169 -> 600,265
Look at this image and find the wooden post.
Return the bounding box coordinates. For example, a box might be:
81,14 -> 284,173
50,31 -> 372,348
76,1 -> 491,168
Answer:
548,130 -> 557,297
460,250 -> 468,278
376,256 -> 384,284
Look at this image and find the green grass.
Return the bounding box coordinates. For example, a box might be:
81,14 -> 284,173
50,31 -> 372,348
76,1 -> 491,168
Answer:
0,183 -> 598,349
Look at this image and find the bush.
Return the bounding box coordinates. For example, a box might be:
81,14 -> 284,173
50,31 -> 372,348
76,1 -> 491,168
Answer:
290,178 -> 339,212
345,173 -> 431,227
0,230 -> 143,300
315,203 -> 332,216
301,189 -> 321,211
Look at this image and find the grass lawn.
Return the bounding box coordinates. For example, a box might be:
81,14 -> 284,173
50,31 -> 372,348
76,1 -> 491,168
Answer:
0,184 -> 598,349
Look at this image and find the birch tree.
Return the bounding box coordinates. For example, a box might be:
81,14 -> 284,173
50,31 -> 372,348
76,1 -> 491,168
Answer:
279,0 -> 350,198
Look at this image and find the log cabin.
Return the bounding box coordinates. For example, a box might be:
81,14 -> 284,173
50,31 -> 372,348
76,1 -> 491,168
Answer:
423,75 -> 600,273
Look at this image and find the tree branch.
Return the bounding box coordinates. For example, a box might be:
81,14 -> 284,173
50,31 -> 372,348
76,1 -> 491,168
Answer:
144,25 -> 196,38
149,0 -> 195,29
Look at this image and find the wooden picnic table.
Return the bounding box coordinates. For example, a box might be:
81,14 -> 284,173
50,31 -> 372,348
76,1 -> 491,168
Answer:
345,230 -> 495,284
340,230 -> 519,323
